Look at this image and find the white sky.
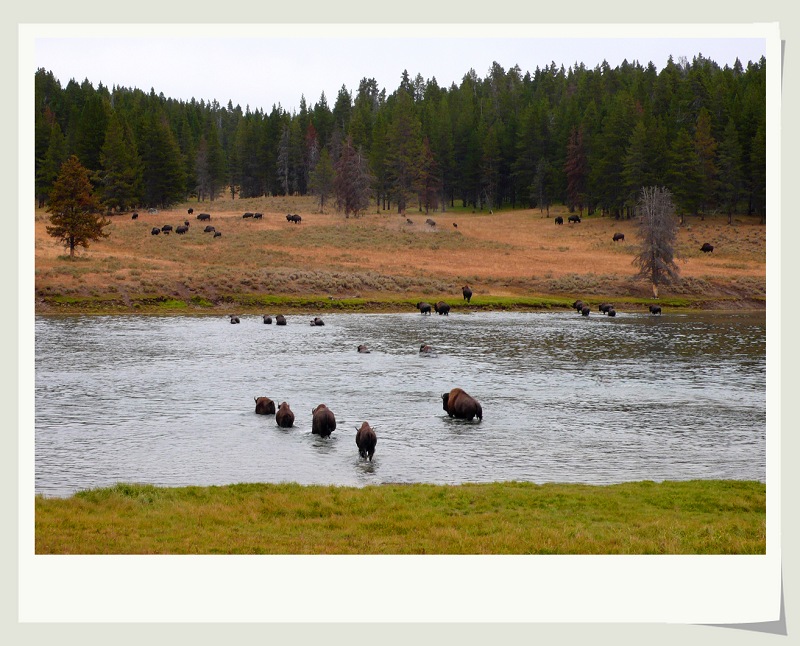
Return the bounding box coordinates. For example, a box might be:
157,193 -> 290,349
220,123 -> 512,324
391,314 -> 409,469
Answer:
32,24 -> 768,115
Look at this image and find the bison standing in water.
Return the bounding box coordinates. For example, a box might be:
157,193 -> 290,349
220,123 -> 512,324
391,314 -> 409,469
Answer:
254,397 -> 276,415
357,344 -> 371,353
434,301 -> 450,315
649,304 -> 662,315
442,388 -> 482,422
355,422 -> 377,461
275,402 -> 295,428
275,314 -> 287,326
416,302 -> 432,315
312,404 -> 337,437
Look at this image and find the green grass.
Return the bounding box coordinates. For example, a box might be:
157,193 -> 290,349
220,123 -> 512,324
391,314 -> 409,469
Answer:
35,480 -> 766,555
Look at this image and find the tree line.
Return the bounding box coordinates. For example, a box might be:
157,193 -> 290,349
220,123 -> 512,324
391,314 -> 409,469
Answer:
34,53 -> 766,221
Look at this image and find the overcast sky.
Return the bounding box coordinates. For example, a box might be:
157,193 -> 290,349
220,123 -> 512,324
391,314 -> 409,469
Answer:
31,24 -> 769,115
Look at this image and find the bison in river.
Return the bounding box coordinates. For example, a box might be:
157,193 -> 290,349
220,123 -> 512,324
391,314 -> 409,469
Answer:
442,388 -> 482,422
573,299 -> 584,311
612,232 -> 625,242
357,344 -> 371,353
275,402 -> 295,428
312,404 -> 337,438
263,315 -> 272,324
275,314 -> 287,326
649,304 -> 662,315
254,397 -> 276,415
462,285 -> 472,303
229,315 -> 240,324
419,344 -> 435,354
607,307 -> 617,317
416,302 -> 432,315
434,301 -> 450,315
599,303 -> 614,314
581,306 -> 590,316
700,243 -> 714,253
310,317 -> 325,326
355,422 -> 377,461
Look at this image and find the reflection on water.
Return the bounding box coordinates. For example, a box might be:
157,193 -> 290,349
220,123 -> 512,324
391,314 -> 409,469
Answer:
34,311 -> 766,497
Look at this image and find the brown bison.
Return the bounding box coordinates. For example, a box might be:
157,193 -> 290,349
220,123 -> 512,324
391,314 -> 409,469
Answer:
150,227 -> 160,235
263,315 -> 273,324
254,397 -> 276,415
312,404 -> 336,437
425,218 -> 436,226
213,231 -> 222,237
275,314 -> 287,326
700,243 -> 714,253
573,299 -> 584,311
416,302 -> 432,315
462,286 -> 473,303
275,402 -> 295,428
419,344 -> 434,354
197,213 -> 211,221
612,232 -> 625,242
310,317 -> 325,326
568,215 -> 581,224
131,212 -> 139,219
649,304 -> 662,315
581,306 -> 590,316
599,303 -> 613,314
434,301 -> 450,315
355,422 -> 377,461
357,344 -> 371,353
229,315 -> 240,324
442,388 -> 482,422
554,216 -> 563,225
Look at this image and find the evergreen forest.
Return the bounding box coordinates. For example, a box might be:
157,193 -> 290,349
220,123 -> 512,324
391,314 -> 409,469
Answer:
34,54 -> 767,221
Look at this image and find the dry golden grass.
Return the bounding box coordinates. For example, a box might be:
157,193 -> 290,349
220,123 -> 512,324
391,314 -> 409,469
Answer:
33,197 -> 766,311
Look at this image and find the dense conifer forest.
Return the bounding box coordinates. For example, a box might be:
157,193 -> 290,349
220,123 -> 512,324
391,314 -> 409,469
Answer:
34,54 -> 766,221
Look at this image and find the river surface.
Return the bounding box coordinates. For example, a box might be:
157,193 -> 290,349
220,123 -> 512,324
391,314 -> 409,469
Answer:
33,310 -> 766,497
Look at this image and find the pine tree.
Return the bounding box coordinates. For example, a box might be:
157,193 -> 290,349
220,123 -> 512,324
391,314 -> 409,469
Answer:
334,137 -> 372,217
139,112 -> 187,208
309,147 -> 335,213
693,108 -> 718,218
386,88 -> 423,213
564,125 -> 588,214
35,121 -> 68,208
716,118 -> 744,224
276,123 -> 291,195
45,155 -> 109,257
633,186 -> 680,298
97,112 -> 142,212
666,128 -> 702,223
416,137 -> 441,213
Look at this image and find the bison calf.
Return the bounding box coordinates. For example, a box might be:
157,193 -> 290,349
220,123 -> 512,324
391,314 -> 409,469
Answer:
355,422 -> 377,461
442,388 -> 482,422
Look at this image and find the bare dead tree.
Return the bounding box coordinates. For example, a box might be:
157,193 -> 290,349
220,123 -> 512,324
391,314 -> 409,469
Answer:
633,186 -> 680,298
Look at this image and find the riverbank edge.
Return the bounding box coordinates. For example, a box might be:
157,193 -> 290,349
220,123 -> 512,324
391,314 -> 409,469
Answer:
34,291 -> 767,315
34,479 -> 767,555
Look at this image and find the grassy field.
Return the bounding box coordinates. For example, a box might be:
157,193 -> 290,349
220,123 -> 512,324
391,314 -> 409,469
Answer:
33,196 -> 766,313
35,480 -> 766,555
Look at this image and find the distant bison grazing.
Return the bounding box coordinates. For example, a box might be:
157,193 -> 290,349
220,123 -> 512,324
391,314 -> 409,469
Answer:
286,214 -> 302,224
242,212 -> 254,218
612,232 -> 625,242
275,314 -> 287,326
184,220 -> 190,226
700,243 -> 714,253
355,422 -> 377,461
254,397 -> 276,415
554,216 -> 564,225
649,304 -> 662,315
442,387 -> 482,422
175,225 -> 188,234
425,218 -> 436,226
187,208 -> 194,215
150,227 -> 160,235
311,404 -> 336,438
434,301 -> 450,316
416,302 -> 432,315
568,215 -> 581,224
213,231 -> 222,237
197,213 -> 211,221
203,225 -> 215,233
406,218 -> 414,225
462,286 -> 472,303
253,213 -> 263,219
275,402 -> 295,428
131,212 -> 138,220
262,315 -> 272,324
357,344 -> 370,353
161,224 -> 172,234
453,222 -> 458,228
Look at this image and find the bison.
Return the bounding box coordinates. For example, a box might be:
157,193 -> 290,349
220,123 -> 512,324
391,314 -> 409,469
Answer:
187,208 -> 194,215
573,299 -> 584,311
310,317 -> 325,326
581,306 -> 590,316
416,302 -> 432,315
649,304 -> 662,315
419,344 -> 435,354
355,422 -> 377,461
599,303 -> 613,314
425,218 -> 436,226
568,215 -> 581,224
453,222 -> 458,228
131,212 -> 139,220
357,344 -> 371,353
442,387 -> 482,422
700,243 -> 714,253
254,397 -> 276,415
311,404 -> 336,438
184,220 -> 190,226
161,224 -> 173,234
406,218 -> 414,225
275,402 -> 295,428
275,314 -> 287,326
286,214 -> 302,224
197,213 -> 211,221
462,286 -> 472,303
263,315 -> 273,324
229,315 -> 240,324
213,231 -> 222,237
434,301 -> 450,316
254,213 -> 263,219
150,227 -> 160,235
612,232 -> 625,242
204,225 -> 215,233
175,225 -> 188,235
607,307 -> 617,317
242,212 -> 254,218
554,216 -> 564,225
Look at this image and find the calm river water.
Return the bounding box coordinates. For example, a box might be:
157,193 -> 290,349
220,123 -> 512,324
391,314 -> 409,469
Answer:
34,310 -> 766,497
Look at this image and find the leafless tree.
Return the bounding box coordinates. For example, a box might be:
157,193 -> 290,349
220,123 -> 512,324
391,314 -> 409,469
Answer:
633,186 -> 680,298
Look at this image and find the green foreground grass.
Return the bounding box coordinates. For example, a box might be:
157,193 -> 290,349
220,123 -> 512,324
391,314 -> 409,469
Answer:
35,480 -> 766,554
